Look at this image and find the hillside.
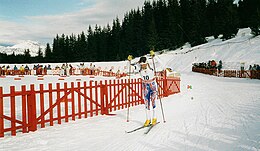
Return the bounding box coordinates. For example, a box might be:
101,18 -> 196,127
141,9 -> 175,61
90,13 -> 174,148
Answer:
0,40 -> 45,57
151,28 -> 260,73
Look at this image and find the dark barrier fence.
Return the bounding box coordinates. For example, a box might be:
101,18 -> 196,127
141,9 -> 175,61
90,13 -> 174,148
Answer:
192,67 -> 260,79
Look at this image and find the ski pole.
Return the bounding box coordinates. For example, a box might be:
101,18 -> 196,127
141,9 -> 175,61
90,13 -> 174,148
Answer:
126,55 -> 133,122
150,50 -> 166,123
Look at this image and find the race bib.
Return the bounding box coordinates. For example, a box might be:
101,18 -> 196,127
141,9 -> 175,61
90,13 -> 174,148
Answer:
140,69 -> 154,81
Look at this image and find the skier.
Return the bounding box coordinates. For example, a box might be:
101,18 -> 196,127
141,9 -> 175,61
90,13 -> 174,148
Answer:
138,56 -> 158,127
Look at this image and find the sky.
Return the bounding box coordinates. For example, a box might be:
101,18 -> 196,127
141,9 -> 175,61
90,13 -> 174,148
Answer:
0,0 -> 147,46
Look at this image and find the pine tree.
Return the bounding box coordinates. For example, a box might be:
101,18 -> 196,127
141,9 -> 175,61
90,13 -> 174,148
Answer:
36,47 -> 43,62
245,0 -> 260,36
168,0 -> 184,48
147,17 -> 157,51
153,0 -> 171,50
45,43 -> 52,62
24,49 -> 31,63
87,26 -> 97,61
206,0 -> 219,38
142,1 -> 158,52
69,34 -> 77,62
78,31 -> 88,61
188,0 -> 206,46
121,11 -> 134,57
64,35 -> 70,62
111,17 -> 121,60
217,0 -> 239,40
37,47 -> 43,57
180,0 -> 192,43
52,35 -> 60,62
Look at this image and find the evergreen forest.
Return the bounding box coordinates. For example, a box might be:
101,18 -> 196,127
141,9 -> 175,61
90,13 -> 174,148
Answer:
1,0 -> 260,63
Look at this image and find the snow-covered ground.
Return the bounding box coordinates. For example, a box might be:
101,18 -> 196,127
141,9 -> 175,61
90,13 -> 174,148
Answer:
0,28 -> 260,150
1,73 -> 259,151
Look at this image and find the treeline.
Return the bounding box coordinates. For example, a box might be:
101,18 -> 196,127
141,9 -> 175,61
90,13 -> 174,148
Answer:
0,49 -> 44,63
1,0 -> 260,63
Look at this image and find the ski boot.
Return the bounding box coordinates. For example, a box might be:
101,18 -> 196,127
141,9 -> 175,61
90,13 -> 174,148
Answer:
152,118 -> 157,125
144,120 -> 151,127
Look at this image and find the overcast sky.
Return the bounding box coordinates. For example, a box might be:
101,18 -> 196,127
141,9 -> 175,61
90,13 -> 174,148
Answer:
0,0 -> 147,46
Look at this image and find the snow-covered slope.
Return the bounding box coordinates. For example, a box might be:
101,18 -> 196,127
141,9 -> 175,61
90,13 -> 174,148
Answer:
0,40 -> 45,57
154,28 -> 260,72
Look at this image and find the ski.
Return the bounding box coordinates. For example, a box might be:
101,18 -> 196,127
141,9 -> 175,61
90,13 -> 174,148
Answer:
144,122 -> 160,134
125,125 -> 146,133
126,122 -> 160,134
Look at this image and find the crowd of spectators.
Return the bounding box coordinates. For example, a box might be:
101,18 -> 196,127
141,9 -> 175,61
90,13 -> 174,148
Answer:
192,60 -> 260,79
0,64 -> 30,75
192,60 -> 223,71
0,63 -> 127,77
248,64 -> 260,71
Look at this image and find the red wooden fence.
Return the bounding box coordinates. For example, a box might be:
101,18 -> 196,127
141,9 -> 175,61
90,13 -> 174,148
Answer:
0,75 -> 180,137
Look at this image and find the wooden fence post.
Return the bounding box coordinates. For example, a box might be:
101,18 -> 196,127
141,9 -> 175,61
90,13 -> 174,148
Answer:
83,82 -> 87,118
104,80 -> 108,114
56,83 -> 61,124
163,70 -> 168,97
0,87 -> 4,137
21,85 -> 27,133
95,81 -> 98,116
100,81 -> 105,115
40,84 -> 45,128
71,82 -> 75,121
28,84 -> 37,132
48,83 -> 54,126
10,86 -> 16,136
89,81 -> 93,117
77,82 -> 81,119
100,81 -> 109,115
64,83 -> 69,122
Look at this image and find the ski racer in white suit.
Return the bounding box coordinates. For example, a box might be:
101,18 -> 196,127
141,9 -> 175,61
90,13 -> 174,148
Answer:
138,56 -> 158,126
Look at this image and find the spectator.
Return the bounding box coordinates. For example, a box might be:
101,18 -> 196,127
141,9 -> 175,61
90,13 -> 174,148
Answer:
249,65 -> 253,70
14,65 -> 18,70
37,65 -> 43,75
69,64 -> 73,75
47,64 -> 51,70
240,62 -> 245,71
79,63 -> 85,75
257,64 -> 260,71
217,60 -> 222,71
55,65 -> 60,70
211,60 -> 217,69
2,65 -> 6,75
90,63 -> 94,75
25,65 -> 30,75
44,65 -> 48,75
65,63 -> 69,76
61,64 -> 65,76
20,65 -> 25,75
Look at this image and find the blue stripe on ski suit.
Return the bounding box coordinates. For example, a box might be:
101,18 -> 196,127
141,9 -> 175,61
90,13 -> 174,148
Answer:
142,81 -> 157,110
